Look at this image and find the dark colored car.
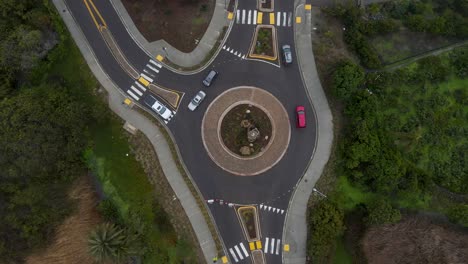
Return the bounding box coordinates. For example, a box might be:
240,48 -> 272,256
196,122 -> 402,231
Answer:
282,44 -> 293,65
203,70 -> 218,87
296,105 -> 306,128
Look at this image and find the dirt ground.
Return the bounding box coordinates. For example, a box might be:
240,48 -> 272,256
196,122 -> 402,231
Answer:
121,0 -> 215,52
362,215 -> 468,264
126,132 -> 206,263
26,177 -> 103,264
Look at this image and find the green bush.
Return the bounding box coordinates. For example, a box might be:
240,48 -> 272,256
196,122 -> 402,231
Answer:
447,204 -> 468,227
364,198 -> 401,226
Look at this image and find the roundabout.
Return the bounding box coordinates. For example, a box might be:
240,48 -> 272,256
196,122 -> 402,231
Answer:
202,86 -> 291,176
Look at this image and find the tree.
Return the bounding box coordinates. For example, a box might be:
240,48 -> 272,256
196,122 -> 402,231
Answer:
365,198 -> 401,226
447,204 -> 468,227
332,60 -> 365,100
88,223 -> 139,263
449,46 -> 468,78
307,200 -> 345,261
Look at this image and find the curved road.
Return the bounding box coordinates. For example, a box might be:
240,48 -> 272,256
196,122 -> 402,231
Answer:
64,0 -> 316,263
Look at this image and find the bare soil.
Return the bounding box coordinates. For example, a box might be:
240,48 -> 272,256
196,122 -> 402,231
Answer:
126,132 -> 205,263
121,0 -> 215,52
26,177 -> 104,264
362,215 -> 468,264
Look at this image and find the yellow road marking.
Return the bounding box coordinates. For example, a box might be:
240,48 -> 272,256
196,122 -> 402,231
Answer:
221,256 -> 228,263
284,244 -> 290,252
296,16 -> 302,23
228,12 -> 234,20
249,242 -> 255,250
256,240 -> 262,249
257,12 -> 263,24
138,76 -> 150,87
305,4 -> 312,10
83,0 -> 107,30
156,55 -> 164,62
124,98 -> 132,105
269,13 -> 275,24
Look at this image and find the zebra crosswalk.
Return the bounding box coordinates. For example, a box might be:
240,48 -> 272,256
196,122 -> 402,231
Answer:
125,59 -> 162,101
228,242 -> 250,262
235,9 -> 292,27
264,237 -> 281,255
259,204 -> 285,215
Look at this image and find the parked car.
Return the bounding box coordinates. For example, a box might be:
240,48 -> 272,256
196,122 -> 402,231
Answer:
144,95 -> 172,120
282,44 -> 293,65
188,91 -> 206,111
296,105 -> 306,128
203,70 -> 218,87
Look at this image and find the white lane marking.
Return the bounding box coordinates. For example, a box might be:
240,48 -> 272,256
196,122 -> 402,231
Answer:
283,12 -> 286,26
277,11 -> 281,26
230,49 -> 234,54
264,237 -> 269,253
143,69 -> 155,78
237,53 -> 242,57
140,73 -> 153,83
242,10 -> 246,24
229,248 -> 239,262
288,12 -> 292,27
276,239 -> 281,255
268,206 -> 272,211
236,10 -> 240,24
240,243 -> 249,257
149,59 -> 162,68
234,51 -> 238,55
223,45 -> 226,49
226,47 -> 231,52
260,204 -> 263,209
127,90 -> 139,101
146,64 -> 159,73
271,238 -> 275,254
242,55 -> 245,59
135,81 -> 147,92
247,10 -> 251,24
281,209 -> 284,214
130,86 -> 143,96
235,245 -> 244,260
253,10 -> 257,25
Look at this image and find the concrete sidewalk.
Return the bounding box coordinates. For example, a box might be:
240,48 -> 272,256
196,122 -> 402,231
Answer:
283,1 -> 334,263
109,0 -> 231,68
52,0 -> 218,263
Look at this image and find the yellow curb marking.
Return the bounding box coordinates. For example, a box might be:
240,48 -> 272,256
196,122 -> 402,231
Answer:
284,244 -> 290,252
156,54 -> 164,62
257,12 -> 263,24
296,16 -> 302,23
124,98 -> 132,105
249,242 -> 255,250
138,76 -> 150,87
228,12 -> 234,20
269,12 -> 275,24
305,4 -> 312,10
222,256 -> 228,263
256,240 -> 262,249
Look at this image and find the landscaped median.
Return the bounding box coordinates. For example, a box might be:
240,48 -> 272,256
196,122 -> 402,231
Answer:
237,206 -> 261,241
248,25 -> 278,62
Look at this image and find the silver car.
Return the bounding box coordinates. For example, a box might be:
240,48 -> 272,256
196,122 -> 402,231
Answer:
188,91 -> 206,111
282,44 -> 293,65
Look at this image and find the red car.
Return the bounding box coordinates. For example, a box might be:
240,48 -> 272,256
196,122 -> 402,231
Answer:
296,106 -> 306,128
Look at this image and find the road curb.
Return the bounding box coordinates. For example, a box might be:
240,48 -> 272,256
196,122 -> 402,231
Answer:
282,1 -> 334,263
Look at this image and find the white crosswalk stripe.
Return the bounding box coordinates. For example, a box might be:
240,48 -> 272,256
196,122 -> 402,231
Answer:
143,69 -> 155,78
263,237 -> 282,255
127,90 -> 139,101
229,248 -> 239,262
134,81 -> 147,92
149,59 -> 162,68
146,64 -> 159,73
236,10 -> 292,27
130,86 -> 143,96
228,242 -> 250,262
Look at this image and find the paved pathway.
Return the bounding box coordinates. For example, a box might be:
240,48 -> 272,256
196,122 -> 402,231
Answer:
109,0 -> 231,68
52,0 -> 218,263
282,1 -> 334,263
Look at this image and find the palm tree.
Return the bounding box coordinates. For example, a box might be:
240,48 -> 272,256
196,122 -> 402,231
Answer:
88,222 -> 132,263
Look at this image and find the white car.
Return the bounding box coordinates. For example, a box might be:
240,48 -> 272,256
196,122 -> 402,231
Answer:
188,91 -> 206,111
144,95 -> 172,120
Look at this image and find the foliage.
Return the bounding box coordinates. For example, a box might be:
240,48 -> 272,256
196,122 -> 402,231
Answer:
88,222 -> 142,263
449,46 -> 468,78
308,198 -> 345,262
447,204 -> 468,227
255,28 -> 273,55
332,60 -> 365,100
364,198 -> 401,226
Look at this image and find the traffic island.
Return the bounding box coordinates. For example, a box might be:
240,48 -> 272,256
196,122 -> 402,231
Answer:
258,0 -> 274,12
248,25 -> 278,62
251,250 -> 265,264
201,86 -> 291,176
237,206 -> 260,241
